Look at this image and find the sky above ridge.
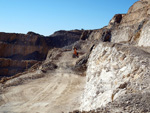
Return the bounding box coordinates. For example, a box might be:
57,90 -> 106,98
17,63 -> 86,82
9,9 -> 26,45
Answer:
0,0 -> 138,36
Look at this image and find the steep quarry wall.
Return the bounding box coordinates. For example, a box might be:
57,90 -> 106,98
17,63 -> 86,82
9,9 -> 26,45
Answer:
0,30 -> 83,77
81,42 -> 150,112
0,32 -> 48,77
79,0 -> 150,112
0,32 -> 49,60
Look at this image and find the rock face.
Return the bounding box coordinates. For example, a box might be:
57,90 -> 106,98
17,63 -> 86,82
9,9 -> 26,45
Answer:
46,30 -> 83,48
0,32 -> 48,59
110,0 -> 150,46
0,32 -> 48,77
0,58 -> 38,77
80,0 -> 150,112
88,0 -> 150,46
80,42 -> 150,112
0,30 -> 83,77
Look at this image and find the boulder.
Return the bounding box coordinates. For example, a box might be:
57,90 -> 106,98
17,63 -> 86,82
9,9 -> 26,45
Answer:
41,62 -> 58,73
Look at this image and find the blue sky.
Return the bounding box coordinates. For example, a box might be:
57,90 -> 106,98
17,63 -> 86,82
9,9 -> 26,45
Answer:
0,0 -> 138,36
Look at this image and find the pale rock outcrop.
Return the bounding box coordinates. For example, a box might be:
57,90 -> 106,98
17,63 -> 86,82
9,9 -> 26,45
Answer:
111,0 -> 150,45
88,29 -> 103,41
79,0 -> 150,112
81,42 -> 150,112
111,27 -> 133,43
128,0 -> 146,13
87,0 -> 150,47
138,21 -> 150,47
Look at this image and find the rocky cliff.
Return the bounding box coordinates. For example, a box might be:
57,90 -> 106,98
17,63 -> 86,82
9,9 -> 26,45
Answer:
80,0 -> 150,112
80,42 -> 150,112
0,30 -> 83,77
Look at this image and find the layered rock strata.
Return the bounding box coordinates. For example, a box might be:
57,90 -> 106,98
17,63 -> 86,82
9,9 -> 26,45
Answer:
0,30 -> 83,77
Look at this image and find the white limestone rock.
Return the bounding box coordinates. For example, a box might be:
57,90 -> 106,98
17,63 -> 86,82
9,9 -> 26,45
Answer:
80,42 -> 150,111
138,21 -> 150,47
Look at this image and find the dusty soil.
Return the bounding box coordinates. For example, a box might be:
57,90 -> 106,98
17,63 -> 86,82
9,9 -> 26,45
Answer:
0,41 -> 91,113
0,69 -> 85,113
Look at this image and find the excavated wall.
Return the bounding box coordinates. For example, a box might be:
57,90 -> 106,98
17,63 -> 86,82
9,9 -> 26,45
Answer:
80,42 -> 150,112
